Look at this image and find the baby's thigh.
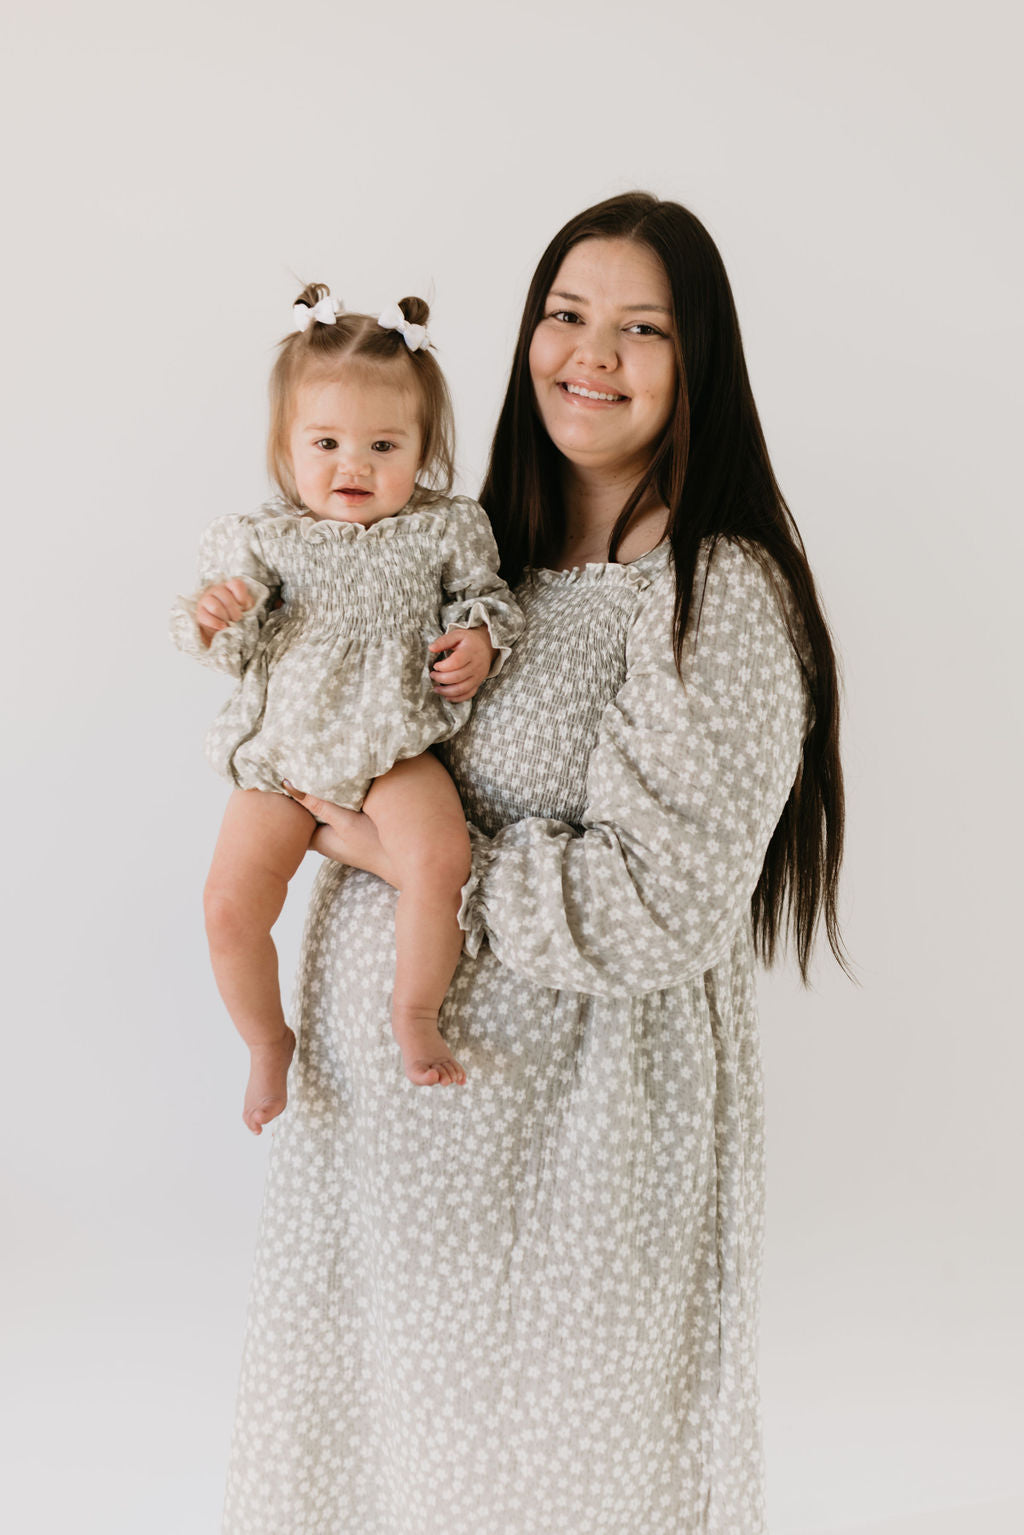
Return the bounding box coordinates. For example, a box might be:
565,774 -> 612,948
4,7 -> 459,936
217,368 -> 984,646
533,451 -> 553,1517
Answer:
208,788 -> 316,890
362,753 -> 469,881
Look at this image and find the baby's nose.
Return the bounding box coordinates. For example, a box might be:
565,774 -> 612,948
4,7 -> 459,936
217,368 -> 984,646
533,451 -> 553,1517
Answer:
337,448 -> 370,476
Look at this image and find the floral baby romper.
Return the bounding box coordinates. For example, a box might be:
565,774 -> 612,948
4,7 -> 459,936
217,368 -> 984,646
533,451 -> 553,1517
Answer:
171,494 -> 524,805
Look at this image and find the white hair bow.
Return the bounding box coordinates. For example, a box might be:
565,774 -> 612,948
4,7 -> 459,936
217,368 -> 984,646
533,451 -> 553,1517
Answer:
292,295 -> 343,332
377,302 -> 429,352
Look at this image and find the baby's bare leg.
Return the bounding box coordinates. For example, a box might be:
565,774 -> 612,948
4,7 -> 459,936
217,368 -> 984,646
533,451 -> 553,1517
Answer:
362,754 -> 471,1087
203,789 -> 316,1133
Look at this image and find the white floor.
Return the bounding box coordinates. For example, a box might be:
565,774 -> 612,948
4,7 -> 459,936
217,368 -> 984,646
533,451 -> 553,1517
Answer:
759,1257 -> 1023,1534
801,1505 -> 1024,1535
3,1240 -> 1021,1534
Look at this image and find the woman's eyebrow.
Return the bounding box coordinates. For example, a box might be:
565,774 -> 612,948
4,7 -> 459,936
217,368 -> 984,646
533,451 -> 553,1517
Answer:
549,290 -> 670,314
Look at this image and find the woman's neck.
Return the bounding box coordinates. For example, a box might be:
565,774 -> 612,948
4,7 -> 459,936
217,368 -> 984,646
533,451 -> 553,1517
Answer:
555,461 -> 669,570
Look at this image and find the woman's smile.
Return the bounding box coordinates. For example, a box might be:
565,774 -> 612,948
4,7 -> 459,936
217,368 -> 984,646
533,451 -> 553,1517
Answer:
558,378 -> 629,405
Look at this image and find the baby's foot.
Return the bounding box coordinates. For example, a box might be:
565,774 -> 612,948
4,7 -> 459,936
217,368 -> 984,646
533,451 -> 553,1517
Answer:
243,1028 -> 297,1134
392,1007 -> 466,1087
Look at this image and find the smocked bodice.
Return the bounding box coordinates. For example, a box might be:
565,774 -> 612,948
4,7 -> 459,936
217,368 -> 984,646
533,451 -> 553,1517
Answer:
441,547 -> 670,834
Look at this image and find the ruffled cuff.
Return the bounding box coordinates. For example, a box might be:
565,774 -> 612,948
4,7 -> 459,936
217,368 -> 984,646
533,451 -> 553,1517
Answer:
442,597 -> 524,678
456,823 -> 495,956
169,578 -> 272,677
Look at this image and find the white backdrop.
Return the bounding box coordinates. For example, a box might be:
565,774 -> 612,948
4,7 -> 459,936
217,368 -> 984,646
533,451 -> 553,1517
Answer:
2,2 -> 1021,1532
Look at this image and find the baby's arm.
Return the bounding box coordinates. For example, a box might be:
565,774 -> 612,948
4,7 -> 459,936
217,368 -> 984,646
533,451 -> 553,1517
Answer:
171,512 -> 278,677
436,497 -> 525,680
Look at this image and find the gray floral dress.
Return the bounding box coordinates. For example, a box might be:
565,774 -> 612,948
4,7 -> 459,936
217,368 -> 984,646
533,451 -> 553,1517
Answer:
221,537 -> 811,1535
171,495 -> 524,805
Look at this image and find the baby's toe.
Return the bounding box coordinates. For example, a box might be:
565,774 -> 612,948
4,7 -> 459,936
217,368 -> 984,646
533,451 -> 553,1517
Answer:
410,1061 -> 441,1086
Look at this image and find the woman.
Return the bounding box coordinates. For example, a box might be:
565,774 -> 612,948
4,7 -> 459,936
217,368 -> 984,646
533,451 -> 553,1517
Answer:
222,193 -> 845,1534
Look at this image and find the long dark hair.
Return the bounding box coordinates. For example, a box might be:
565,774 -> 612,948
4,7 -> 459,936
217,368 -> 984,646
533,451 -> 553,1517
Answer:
481,192 -> 849,981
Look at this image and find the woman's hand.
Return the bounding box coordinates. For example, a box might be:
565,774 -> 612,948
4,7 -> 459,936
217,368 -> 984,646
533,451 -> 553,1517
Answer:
281,783 -> 399,888
196,578 -> 254,646
428,627 -> 496,701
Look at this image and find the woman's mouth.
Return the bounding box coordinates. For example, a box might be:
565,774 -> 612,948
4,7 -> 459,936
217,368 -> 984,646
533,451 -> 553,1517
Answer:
559,381 -> 627,404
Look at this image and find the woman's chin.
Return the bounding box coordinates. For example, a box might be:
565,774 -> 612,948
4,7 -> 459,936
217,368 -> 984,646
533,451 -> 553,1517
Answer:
553,435 -> 653,480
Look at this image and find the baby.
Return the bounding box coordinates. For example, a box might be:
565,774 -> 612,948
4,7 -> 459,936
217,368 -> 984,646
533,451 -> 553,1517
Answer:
172,285 -> 522,1131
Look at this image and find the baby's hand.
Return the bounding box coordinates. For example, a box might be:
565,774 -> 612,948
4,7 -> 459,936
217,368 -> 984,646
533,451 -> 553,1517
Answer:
428,626 -> 496,702
196,578 -> 255,647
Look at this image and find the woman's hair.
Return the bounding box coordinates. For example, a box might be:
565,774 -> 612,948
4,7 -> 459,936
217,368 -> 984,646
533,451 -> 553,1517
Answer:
268,284 -> 455,504
481,192 -> 849,982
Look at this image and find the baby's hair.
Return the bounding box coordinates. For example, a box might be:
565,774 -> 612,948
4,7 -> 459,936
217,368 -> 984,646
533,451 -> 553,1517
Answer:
268,283 -> 456,507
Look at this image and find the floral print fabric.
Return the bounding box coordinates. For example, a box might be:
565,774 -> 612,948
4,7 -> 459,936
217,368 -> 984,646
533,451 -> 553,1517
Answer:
170,495 -> 524,806
221,538 -> 810,1534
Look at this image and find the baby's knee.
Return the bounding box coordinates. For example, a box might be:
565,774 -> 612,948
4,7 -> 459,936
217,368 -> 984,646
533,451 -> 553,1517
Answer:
398,839 -> 471,897
203,879 -> 260,945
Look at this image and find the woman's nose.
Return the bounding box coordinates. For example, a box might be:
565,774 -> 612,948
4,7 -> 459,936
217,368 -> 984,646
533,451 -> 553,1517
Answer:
571,324 -> 619,371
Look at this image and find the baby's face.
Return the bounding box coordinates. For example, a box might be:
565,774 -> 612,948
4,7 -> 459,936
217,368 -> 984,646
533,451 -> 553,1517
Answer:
288,369 -> 424,525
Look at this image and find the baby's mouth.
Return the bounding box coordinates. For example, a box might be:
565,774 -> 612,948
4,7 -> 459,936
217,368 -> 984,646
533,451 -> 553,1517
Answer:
334,486 -> 371,498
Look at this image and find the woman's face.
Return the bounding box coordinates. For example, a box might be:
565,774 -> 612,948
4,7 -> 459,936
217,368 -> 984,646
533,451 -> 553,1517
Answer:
528,237 -> 677,479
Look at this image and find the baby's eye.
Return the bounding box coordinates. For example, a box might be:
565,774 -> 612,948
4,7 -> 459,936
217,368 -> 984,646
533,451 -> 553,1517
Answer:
371,440 -> 396,453
315,437 -> 338,451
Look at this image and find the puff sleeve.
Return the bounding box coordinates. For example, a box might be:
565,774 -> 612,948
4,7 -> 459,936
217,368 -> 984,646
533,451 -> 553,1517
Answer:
169,513 -> 279,678
438,497 -> 525,676
457,541 -> 811,995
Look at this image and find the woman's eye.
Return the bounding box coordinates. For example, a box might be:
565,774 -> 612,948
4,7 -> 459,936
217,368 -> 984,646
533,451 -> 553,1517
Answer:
315,438 -> 338,451
626,323 -> 665,337
547,309 -> 581,324
371,441 -> 396,454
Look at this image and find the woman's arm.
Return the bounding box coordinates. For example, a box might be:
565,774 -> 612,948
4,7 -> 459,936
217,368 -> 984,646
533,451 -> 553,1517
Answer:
288,541 -> 810,994
283,784 -> 399,888
456,540 -> 811,996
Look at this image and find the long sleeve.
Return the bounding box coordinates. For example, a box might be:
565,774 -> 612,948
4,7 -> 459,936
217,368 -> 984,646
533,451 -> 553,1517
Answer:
457,540 -> 811,995
438,497 -> 525,676
169,512 -> 279,678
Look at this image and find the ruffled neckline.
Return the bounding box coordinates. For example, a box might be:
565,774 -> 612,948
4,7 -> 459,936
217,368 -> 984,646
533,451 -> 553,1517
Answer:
526,541 -> 671,592
255,496 -> 450,542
